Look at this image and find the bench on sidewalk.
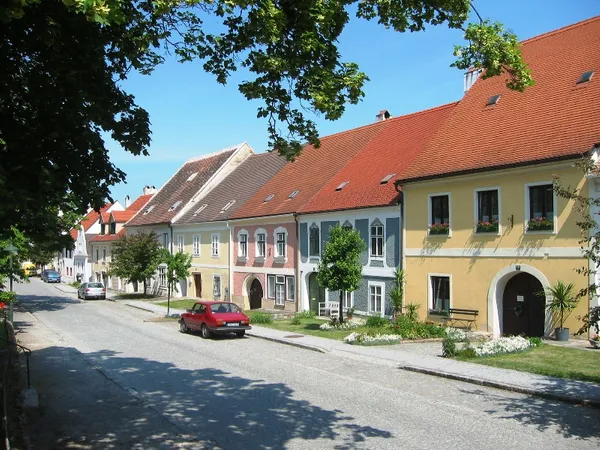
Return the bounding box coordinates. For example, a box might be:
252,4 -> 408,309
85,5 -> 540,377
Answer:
441,308 -> 479,330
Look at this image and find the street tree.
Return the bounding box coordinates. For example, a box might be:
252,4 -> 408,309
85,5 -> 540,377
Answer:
159,249 -> 193,317
110,231 -> 163,294
317,225 -> 366,323
1,1 -> 533,245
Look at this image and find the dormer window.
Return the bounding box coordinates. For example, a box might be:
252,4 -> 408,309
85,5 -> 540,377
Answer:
220,200 -> 236,213
380,174 -> 395,184
288,190 -> 299,199
486,94 -> 501,106
264,194 -> 275,202
335,181 -> 349,191
143,205 -> 155,215
576,70 -> 594,84
168,200 -> 182,211
100,224 -> 106,235
187,172 -> 198,181
193,204 -> 208,216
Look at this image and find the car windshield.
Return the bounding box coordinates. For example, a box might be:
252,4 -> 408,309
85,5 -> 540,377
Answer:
47,271 -> 59,276
88,283 -> 103,288
210,303 -> 241,314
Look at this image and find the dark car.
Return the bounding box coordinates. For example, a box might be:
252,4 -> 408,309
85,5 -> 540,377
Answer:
179,301 -> 251,338
42,270 -> 61,283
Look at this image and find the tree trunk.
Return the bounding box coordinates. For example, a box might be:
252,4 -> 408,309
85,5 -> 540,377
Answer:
339,291 -> 344,323
167,281 -> 171,317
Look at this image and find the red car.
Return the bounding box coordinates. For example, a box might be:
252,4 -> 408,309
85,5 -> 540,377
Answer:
179,301 -> 251,338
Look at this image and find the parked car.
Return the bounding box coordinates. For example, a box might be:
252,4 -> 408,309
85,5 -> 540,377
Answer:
41,270 -> 61,283
77,282 -> 106,300
179,301 -> 251,338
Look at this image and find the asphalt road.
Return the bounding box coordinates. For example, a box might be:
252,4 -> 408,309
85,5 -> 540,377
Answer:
13,279 -> 600,449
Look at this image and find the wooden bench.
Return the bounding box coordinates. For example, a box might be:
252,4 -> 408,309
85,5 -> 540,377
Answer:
441,308 -> 479,330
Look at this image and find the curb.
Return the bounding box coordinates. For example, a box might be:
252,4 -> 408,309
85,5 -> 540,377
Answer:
247,332 -> 329,354
399,365 -> 600,409
123,303 -> 159,314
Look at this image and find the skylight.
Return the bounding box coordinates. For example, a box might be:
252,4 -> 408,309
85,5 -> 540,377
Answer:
187,172 -> 198,182
264,194 -> 275,202
142,205 -> 155,215
168,200 -> 182,211
576,70 -> 594,84
335,181 -> 349,191
220,200 -> 236,213
486,94 -> 501,106
193,204 -> 208,216
380,173 -> 395,184
288,190 -> 299,199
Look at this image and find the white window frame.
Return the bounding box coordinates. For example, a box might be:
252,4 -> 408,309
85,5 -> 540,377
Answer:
237,229 -> 248,258
255,228 -> 267,259
474,187 -> 501,235
342,291 -> 353,309
212,274 -> 221,299
428,273 -> 452,313
158,266 -> 167,288
211,233 -> 220,257
524,181 -> 558,234
427,192 -> 452,237
267,275 -> 276,298
275,275 -> 286,305
369,219 -> 384,258
368,281 -> 385,317
309,223 -> 320,257
102,248 -> 106,262
176,235 -> 184,253
162,232 -> 169,249
286,276 -> 295,302
273,226 -> 287,260
192,235 -> 201,257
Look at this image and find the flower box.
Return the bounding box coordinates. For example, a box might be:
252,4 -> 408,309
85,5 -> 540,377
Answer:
527,217 -> 554,231
429,223 -> 449,235
476,220 -> 499,233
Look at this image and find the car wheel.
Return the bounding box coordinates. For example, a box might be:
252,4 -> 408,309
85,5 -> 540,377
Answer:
201,324 -> 211,339
180,320 -> 189,333
101,296 -> 106,300
236,331 -> 245,338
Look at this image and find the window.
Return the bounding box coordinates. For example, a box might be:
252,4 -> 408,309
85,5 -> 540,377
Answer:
193,204 -> 208,216
430,276 -> 450,313
368,283 -> 384,315
256,231 -> 266,258
192,235 -> 200,256
100,224 -> 106,235
275,231 -> 286,258
211,234 -> 220,257
429,194 -> 450,235
177,235 -> 184,253
96,250 -> 99,262
159,267 -> 167,287
143,205 -> 155,215
239,233 -> 248,257
309,225 -> 320,256
162,233 -> 169,249
286,277 -> 295,301
370,221 -> 383,257
343,291 -> 353,309
168,200 -> 182,211
109,222 -> 116,234
275,275 -> 285,305
213,275 -> 221,299
187,172 -> 198,181
267,275 -> 275,298
102,249 -> 106,261
527,184 -> 554,231
476,189 -> 499,233
221,200 -> 236,213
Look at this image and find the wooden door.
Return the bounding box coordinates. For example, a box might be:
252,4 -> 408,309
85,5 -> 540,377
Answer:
194,274 -> 202,298
249,279 -> 263,310
502,273 -> 545,337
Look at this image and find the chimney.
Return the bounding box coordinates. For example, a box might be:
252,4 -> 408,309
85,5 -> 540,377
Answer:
143,185 -> 157,195
375,110 -> 391,122
125,195 -> 131,208
464,68 -> 482,93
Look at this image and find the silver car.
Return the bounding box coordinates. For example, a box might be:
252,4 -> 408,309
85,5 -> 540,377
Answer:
77,282 -> 106,300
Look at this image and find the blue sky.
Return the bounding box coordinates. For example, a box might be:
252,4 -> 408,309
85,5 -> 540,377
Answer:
108,0 -> 600,205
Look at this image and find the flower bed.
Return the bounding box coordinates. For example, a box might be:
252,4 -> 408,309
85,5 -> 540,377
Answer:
344,332 -> 401,346
319,318 -> 365,330
471,336 -> 534,357
444,327 -> 467,341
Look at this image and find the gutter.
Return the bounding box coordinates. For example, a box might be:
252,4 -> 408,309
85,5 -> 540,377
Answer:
294,213 -> 300,312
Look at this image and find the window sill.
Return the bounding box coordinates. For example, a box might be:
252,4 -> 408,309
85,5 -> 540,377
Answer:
192,254 -> 200,258
211,255 -> 220,259
254,256 -> 265,263
474,230 -> 500,236
369,255 -> 384,260
237,256 -> 248,263
273,256 -> 287,264
428,309 -> 449,316
428,233 -> 451,238
525,229 -> 556,235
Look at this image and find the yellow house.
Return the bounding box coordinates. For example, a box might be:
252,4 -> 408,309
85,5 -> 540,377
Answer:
397,17 -> 600,337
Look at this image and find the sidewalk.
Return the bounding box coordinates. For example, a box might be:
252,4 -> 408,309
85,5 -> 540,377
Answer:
121,300 -> 600,408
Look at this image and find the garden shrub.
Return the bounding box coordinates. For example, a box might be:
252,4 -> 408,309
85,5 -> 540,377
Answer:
366,315 -> 389,328
294,310 -> 316,319
527,337 -> 542,347
247,311 -> 273,324
442,336 -> 457,357
392,316 -> 445,339
290,316 -> 301,325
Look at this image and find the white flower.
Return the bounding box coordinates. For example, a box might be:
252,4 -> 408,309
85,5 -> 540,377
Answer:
471,336 -> 534,357
344,332 -> 401,345
319,318 -> 365,330
445,327 -> 467,341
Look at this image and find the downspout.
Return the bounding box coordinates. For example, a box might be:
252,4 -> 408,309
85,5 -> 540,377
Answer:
226,220 -> 233,302
294,214 -> 300,312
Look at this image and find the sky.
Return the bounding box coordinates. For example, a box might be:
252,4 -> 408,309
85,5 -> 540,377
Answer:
107,0 -> 600,205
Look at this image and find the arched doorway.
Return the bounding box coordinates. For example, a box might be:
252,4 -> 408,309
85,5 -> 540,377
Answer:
308,272 -> 325,314
502,272 -> 545,337
249,279 -> 263,310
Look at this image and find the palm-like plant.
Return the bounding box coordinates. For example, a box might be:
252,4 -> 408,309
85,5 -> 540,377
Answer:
543,280 -> 579,329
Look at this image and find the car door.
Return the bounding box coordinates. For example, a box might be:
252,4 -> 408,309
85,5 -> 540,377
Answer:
187,304 -> 205,330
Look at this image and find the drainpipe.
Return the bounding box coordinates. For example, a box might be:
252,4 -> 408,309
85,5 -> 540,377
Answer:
294,213 -> 300,312
226,220 -> 233,303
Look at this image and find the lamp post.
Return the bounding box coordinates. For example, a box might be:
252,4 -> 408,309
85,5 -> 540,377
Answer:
4,241 -> 18,322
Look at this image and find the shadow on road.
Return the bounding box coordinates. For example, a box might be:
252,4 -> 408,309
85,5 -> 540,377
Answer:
24,344 -> 393,449
458,387 -> 600,441
14,294 -> 80,313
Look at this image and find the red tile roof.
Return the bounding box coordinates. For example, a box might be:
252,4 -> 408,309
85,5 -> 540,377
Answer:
89,228 -> 126,243
126,194 -> 153,213
300,103 -> 456,214
399,16 -> 600,183
231,122 -> 389,219
69,203 -> 113,240
112,210 -> 135,223
126,147 -> 239,226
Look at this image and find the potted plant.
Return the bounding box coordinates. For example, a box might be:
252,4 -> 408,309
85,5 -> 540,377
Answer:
428,223 -> 449,235
347,307 -> 355,320
543,280 -> 579,341
590,334 -> 600,349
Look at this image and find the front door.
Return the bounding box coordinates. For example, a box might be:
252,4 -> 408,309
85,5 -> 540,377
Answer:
308,272 -> 325,313
194,274 -> 202,298
502,272 -> 545,337
249,279 -> 263,310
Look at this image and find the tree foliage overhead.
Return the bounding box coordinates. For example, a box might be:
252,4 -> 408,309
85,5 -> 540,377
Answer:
1,0 -> 533,246
110,231 -> 163,292
317,225 -> 365,322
